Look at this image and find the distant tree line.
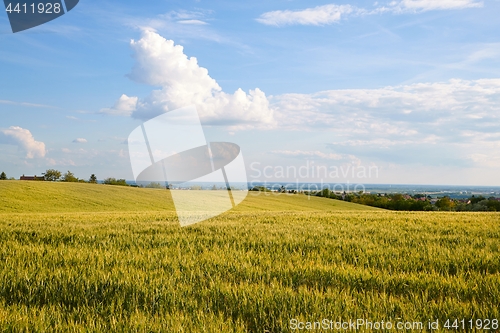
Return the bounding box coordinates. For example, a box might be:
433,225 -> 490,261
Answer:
453,196 -> 500,212
348,192 -> 434,211
1,170 -> 171,189
313,189 -> 500,212
42,169 -> 99,184
4,169 -> 126,186
1,169 -> 166,189
103,178 -> 128,186
41,169 -> 132,186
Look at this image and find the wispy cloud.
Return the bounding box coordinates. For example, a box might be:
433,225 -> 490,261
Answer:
165,9 -> 212,21
162,10 -> 211,25
388,0 -> 483,13
93,7 -> 251,53
178,20 -> 208,25
271,150 -> 353,161
256,4 -> 355,26
122,10 -> 218,42
257,0 -> 483,26
66,115 -> 97,123
0,99 -> 55,108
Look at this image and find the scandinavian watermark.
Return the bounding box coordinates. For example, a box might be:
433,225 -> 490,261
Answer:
247,160 -> 380,197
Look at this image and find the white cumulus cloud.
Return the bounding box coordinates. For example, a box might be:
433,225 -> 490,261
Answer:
100,94 -> 138,117
72,138 -> 88,144
107,30 -> 274,127
0,126 -> 46,158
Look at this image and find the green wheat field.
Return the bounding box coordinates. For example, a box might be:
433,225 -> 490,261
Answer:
0,181 -> 499,332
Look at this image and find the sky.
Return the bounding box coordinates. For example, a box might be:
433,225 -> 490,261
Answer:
1,0 -> 500,186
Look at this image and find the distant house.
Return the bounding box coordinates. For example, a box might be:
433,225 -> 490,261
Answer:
20,174 -> 44,181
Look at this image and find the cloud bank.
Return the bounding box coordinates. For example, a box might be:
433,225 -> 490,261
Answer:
273,78 -> 500,167
103,31 -> 500,168
0,126 -> 46,158
273,78 -> 500,136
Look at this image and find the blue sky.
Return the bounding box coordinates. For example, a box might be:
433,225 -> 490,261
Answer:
1,0 -> 500,185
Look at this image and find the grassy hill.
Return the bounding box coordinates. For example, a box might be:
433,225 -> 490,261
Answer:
0,180 -> 174,213
233,191 -> 381,211
0,180 -> 380,213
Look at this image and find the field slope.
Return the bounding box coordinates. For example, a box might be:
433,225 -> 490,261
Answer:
0,180 -> 379,213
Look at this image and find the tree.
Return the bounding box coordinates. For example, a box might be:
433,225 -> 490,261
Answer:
62,170 -> 78,182
0,172 -> 6,180
470,195 -> 485,205
146,182 -> 163,189
436,196 -> 455,211
103,178 -> 128,186
89,174 -> 97,184
43,169 -> 61,181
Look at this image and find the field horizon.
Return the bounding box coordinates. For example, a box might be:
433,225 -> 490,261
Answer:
0,180 -> 381,214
